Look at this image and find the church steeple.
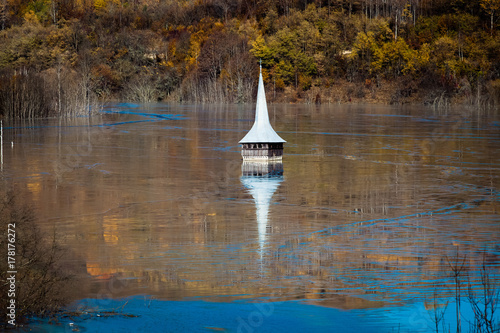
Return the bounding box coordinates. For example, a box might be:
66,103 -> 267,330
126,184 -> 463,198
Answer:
239,63 -> 285,161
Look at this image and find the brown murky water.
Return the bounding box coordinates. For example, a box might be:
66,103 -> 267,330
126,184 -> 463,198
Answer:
1,103 -> 499,309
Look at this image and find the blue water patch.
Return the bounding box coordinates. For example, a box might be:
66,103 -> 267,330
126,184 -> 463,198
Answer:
85,163 -> 103,170
415,117 -> 440,122
113,102 -> 141,108
212,146 -> 237,152
363,114 -> 413,118
27,297 -> 405,333
101,109 -> 186,121
278,197 -> 496,252
98,120 -> 155,127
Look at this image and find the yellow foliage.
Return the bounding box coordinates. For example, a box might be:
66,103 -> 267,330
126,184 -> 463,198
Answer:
381,39 -> 415,76
433,36 -> 458,61
432,36 -> 459,76
220,68 -> 230,80
1,0 -> 498,105
168,40 -> 177,60
417,43 -> 431,68
186,39 -> 200,70
405,50 -> 423,75
115,47 -> 128,59
94,0 -> 121,13
352,31 -> 383,74
275,77 -> 285,90
172,24 -> 186,32
184,18 -> 226,71
402,3 -> 413,22
250,35 -> 271,63
352,31 -> 378,59
94,0 -> 106,11
24,10 -> 40,25
214,22 -> 224,30
238,18 -> 260,44
480,0 -> 500,13
261,67 -> 270,83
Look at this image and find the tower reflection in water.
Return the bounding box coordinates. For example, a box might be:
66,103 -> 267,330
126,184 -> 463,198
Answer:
240,161 -> 284,260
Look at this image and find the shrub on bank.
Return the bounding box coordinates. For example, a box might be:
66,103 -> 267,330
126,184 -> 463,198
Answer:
0,190 -> 81,327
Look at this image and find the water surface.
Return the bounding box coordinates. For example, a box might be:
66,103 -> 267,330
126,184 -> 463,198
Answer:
2,103 -> 499,331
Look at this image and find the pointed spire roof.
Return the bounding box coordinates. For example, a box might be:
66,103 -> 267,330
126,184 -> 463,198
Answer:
239,64 -> 286,144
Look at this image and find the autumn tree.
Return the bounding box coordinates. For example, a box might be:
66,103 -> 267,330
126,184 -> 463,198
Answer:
0,0 -> 498,107
480,0 -> 500,34
350,31 -> 382,76
1,0 -> 7,30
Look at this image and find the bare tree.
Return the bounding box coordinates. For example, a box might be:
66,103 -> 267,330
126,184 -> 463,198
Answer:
0,190 -> 82,326
428,289 -> 449,333
467,256 -> 499,333
447,252 -> 468,333
50,0 -> 58,25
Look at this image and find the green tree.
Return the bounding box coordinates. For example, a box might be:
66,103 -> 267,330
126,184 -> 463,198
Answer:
431,35 -> 460,81
380,38 -> 415,77
250,35 -> 274,67
318,22 -> 343,76
351,31 -> 382,76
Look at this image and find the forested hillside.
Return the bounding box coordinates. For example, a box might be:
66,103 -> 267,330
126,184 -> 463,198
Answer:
0,0 -> 499,117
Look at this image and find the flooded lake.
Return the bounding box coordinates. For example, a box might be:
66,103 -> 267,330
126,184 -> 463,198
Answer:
1,103 -> 499,331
